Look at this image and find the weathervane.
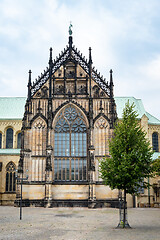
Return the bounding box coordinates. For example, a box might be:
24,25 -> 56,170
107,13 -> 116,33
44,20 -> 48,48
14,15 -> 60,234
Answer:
69,22 -> 73,36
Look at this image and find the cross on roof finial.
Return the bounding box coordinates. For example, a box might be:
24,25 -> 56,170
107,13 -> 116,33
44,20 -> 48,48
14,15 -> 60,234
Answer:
69,22 -> 73,36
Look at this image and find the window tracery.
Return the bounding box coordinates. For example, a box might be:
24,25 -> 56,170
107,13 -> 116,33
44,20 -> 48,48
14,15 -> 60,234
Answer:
54,105 -> 87,181
95,117 -> 108,129
33,119 -> 46,129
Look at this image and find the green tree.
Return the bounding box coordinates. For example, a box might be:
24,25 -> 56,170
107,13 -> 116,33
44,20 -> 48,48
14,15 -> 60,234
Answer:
100,101 -> 153,228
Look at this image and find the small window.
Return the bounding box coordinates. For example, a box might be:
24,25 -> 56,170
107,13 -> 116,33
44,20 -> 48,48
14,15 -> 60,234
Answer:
6,162 -> 16,192
6,128 -> 13,149
17,132 -> 21,149
152,132 -> 159,152
0,133 -> 2,148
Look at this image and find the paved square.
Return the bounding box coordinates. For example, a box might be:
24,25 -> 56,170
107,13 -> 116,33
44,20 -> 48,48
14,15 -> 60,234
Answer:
0,206 -> 160,240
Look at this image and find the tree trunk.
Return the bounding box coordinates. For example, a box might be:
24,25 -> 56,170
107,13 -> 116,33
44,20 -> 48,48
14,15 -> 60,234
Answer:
117,189 -> 131,228
123,189 -> 126,228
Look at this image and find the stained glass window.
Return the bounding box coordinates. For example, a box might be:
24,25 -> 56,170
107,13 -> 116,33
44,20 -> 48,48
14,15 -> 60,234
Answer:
54,105 -> 87,181
152,132 -> 159,152
6,128 -> 13,149
6,162 -> 16,192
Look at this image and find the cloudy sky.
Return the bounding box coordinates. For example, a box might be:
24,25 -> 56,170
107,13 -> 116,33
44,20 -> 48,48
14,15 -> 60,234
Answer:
0,0 -> 160,119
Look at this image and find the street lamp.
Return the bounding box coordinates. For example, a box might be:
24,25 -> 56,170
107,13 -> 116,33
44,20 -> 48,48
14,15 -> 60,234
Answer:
89,145 -> 95,171
88,145 -> 95,205
15,169 -> 29,220
46,145 -> 53,171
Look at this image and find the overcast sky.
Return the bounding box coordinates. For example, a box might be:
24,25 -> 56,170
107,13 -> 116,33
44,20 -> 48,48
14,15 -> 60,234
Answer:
0,0 -> 160,119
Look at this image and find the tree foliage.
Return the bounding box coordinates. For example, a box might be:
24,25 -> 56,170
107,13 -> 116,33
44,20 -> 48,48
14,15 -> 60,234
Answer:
152,157 -> 160,176
100,101 -> 153,194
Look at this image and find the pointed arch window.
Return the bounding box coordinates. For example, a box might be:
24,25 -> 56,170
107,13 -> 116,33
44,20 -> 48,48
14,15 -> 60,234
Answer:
6,162 -> 16,192
17,132 -> 21,149
0,133 -> 2,149
54,105 -> 87,181
6,128 -> 13,149
152,132 -> 159,152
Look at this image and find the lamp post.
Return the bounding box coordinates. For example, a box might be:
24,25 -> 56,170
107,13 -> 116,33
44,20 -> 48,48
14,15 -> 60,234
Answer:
88,145 -> 96,206
45,145 -> 53,207
148,176 -> 151,208
89,145 -> 95,171
15,169 -> 28,220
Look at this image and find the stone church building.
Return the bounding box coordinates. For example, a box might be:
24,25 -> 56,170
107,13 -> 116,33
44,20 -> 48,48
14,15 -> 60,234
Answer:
0,34 -> 160,207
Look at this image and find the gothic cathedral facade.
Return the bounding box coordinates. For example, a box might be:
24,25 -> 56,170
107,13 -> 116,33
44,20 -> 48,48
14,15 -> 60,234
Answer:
16,35 -> 118,207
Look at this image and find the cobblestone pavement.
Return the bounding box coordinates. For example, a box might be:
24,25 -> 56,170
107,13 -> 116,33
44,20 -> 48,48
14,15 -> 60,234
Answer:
0,206 -> 160,240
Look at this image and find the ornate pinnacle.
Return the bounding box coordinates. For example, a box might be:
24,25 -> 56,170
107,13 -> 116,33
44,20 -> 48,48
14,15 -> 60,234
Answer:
27,70 -> 32,101
28,70 -> 32,83
89,47 -> 93,65
49,47 -> 53,65
49,48 -> 53,99
110,69 -> 113,85
109,69 -> 114,98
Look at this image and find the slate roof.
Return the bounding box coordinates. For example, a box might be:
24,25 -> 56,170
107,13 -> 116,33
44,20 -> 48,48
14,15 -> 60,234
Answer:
0,96 -> 160,125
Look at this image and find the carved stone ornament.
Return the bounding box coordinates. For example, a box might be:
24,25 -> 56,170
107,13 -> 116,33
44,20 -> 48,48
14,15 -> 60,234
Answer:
93,85 -> 100,97
78,85 -> 86,94
31,44 -> 110,97
95,117 -> 108,129
34,119 -> 46,129
66,82 -> 74,93
100,91 -> 105,97
41,86 -> 48,98
66,70 -> 75,78
55,85 -> 64,94
35,91 -> 41,98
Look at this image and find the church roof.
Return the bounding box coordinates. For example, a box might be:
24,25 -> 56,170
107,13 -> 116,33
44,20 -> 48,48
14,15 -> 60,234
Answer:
145,112 -> 160,125
0,97 -> 26,120
0,149 -> 20,155
0,96 -> 159,125
115,97 -> 160,125
114,97 -> 146,119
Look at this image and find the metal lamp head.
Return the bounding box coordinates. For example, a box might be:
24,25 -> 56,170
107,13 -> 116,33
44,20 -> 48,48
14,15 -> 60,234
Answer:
46,145 -> 53,156
89,145 -> 95,153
